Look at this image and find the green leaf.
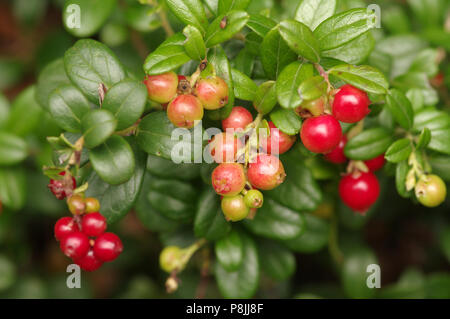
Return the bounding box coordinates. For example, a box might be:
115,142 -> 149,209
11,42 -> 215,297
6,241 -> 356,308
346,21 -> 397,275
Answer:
279,20 -> 320,62
413,107 -> 450,133
215,230 -> 243,272
409,49 -> 439,77
183,25 -> 206,61
166,0 -> 208,33
428,128 -> 450,155
135,173 -> 180,233
230,68 -> 257,101
329,64 -> 389,95
253,81 -> 277,115
269,108 -> 302,135
215,233 -> 259,299
298,75 -> 327,102
385,138 -> 413,163
314,8 -> 377,51
147,155 -> 201,181
207,46 -> 235,120
341,246 -> 377,298
81,109 -> 117,149
64,39 -> 126,103
102,79 -> 147,130
147,175 -> 198,222
244,197 -> 306,240
217,0 -> 250,14
416,127 -> 431,149
85,137 -> 146,224
385,89 -> 414,130
0,167 -> 26,211
6,85 -> 42,136
137,111 -> 203,161
246,14 -> 277,38
261,27 -> 297,79
430,156 -> 450,182
63,0 -> 117,37
143,33 -> 191,75
89,135 -> 135,185
0,132 -> 27,166
48,84 -> 90,133
395,160 -> 411,198
205,11 -> 250,47
295,0 -> 336,30
194,188 -> 231,240
283,213 -> 330,253
36,59 -> 71,111
276,61 -> 314,109
258,240 -> 296,281
268,151 -> 323,211
232,48 -> 255,77
406,88 -> 425,113
344,128 -> 393,160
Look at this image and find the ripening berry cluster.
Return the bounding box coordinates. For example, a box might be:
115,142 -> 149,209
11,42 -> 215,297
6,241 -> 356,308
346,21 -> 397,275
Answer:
210,107 -> 298,221
144,71 -> 229,129
49,174 -> 123,271
297,84 -> 381,214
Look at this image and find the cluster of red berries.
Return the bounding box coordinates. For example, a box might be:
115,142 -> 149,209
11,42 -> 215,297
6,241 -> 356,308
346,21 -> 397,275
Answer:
49,173 -> 123,271
144,71 -> 229,129
209,107 -> 294,221
297,84 -> 383,214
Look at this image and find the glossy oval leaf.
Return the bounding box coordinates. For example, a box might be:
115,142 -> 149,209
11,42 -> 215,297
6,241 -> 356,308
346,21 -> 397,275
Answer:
253,81 -> 277,115
102,79 -> 147,130
395,160 -> 411,198
269,108 -> 302,135
279,20 -> 320,62
231,68 -> 257,101
64,39 -> 126,103
36,59 -> 71,110
295,0 -> 336,31
6,86 -> 42,137
48,84 -> 90,132
261,27 -> 297,80
89,135 -> 135,185
385,89 -> 414,130
246,14 -> 277,38
298,75 -> 327,101
0,167 -> 26,211
143,33 -> 191,75
259,240 -> 296,281
215,230 -> 243,272
166,0 -> 208,32
81,109 -> 117,149
329,64 -> 389,95
194,188 -> 231,241
205,11 -> 250,48
344,127 -> 393,160
385,138 -> 413,163
183,25 -> 206,61
428,128 -> 450,155
218,0 -> 250,15
276,61 -> 314,109
416,127 -> 432,149
215,233 -> 259,299
147,155 -> 201,181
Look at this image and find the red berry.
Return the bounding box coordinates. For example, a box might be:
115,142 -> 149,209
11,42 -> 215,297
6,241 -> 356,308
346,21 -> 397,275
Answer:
48,171 -> 76,200
74,249 -> 103,272
324,135 -> 347,164
222,106 -> 253,131
211,163 -> 246,196
167,94 -> 204,129
54,217 -> 79,241
143,72 -> 178,104
60,232 -> 90,260
178,75 -> 187,81
332,84 -> 371,123
81,212 -> 107,237
93,232 -> 123,262
194,76 -> 229,110
300,114 -> 342,154
247,154 -> 286,191
364,154 -> 385,172
208,132 -> 243,163
339,172 -> 380,214
262,121 -> 296,155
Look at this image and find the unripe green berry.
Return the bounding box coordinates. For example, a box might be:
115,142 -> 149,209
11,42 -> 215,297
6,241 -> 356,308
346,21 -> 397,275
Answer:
415,174 -> 447,208
85,197 -> 100,213
244,189 -> 264,208
221,195 -> 249,222
159,246 -> 183,273
67,194 -> 86,215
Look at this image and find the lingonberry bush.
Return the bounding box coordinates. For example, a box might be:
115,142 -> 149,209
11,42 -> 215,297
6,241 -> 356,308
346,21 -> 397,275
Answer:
1,0 -> 450,299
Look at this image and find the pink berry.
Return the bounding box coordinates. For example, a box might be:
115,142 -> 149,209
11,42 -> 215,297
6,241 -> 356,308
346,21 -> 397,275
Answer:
208,132 -> 243,163
194,77 -> 229,110
221,106 -> 253,131
247,154 -> 286,191
262,121 -> 296,155
211,163 -> 246,196
300,114 -> 342,154
143,72 -> 178,104
332,84 -> 371,123
167,94 -> 204,129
